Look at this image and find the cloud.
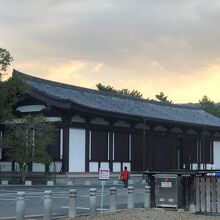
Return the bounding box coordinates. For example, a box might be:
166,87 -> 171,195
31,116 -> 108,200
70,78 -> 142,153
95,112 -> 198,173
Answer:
1,0 -> 220,102
92,63 -> 104,72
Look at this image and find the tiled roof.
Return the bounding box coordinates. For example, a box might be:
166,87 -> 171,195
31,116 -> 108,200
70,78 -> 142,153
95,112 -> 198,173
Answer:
13,69 -> 220,128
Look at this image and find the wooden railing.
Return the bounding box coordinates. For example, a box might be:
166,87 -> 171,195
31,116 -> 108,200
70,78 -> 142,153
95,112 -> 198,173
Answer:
195,176 -> 220,213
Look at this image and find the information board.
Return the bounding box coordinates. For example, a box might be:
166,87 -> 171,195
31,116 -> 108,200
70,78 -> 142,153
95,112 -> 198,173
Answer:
98,168 -> 110,180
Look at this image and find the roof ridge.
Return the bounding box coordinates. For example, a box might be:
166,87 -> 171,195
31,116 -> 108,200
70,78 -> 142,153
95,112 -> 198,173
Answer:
12,69 -> 202,111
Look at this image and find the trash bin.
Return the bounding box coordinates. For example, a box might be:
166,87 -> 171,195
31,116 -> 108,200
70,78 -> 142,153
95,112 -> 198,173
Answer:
155,174 -> 183,208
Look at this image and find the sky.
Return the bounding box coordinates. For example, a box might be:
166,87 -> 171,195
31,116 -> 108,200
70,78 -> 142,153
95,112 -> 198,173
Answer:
1,0 -> 220,103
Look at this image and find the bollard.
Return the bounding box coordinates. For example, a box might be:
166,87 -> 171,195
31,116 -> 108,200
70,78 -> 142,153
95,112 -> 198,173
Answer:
89,188 -> 97,215
110,187 -> 117,212
69,189 -> 77,218
189,204 -> 196,213
144,185 -> 151,208
127,186 -> 134,209
16,192 -> 25,220
44,190 -> 52,220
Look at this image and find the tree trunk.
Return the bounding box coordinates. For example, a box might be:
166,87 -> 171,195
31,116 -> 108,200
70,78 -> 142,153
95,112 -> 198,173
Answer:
19,164 -> 27,184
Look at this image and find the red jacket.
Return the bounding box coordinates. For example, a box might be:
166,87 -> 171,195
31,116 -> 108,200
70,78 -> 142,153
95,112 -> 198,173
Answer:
121,170 -> 130,180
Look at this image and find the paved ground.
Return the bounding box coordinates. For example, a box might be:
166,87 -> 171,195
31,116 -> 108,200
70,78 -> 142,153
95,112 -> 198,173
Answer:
0,183 -> 145,219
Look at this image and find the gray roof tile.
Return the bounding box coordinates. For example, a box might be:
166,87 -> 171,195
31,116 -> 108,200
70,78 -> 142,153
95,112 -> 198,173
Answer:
13,69 -> 220,128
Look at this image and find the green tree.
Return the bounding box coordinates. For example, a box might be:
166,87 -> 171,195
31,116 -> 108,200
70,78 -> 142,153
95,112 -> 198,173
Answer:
0,77 -> 27,122
96,83 -> 143,98
0,48 -> 13,80
0,48 -> 27,122
199,95 -> 220,117
155,92 -> 173,104
3,115 -> 55,183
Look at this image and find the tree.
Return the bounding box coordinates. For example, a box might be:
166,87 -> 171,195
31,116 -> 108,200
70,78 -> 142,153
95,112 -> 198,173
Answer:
0,48 -> 13,80
155,92 -> 173,104
0,77 -> 27,122
0,48 -> 27,122
199,95 -> 220,117
96,83 -> 143,98
3,115 -> 55,183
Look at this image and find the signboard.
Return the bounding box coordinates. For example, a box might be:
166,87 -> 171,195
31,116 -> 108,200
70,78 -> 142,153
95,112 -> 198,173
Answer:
99,168 -> 110,180
99,168 -> 110,214
161,182 -> 172,188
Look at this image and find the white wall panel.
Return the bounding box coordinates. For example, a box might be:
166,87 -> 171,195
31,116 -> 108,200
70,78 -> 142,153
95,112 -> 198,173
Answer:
100,162 -> 109,169
46,117 -> 62,122
71,115 -> 85,123
33,163 -> 45,172
89,162 -> 98,172
49,162 -> 62,172
0,162 -> 12,171
69,128 -> 86,172
16,105 -> 46,112
214,141 -> 220,169
113,162 -> 121,172
123,162 -> 131,171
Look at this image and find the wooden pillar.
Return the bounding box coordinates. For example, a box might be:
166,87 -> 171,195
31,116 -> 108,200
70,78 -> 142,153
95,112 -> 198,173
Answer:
12,161 -> 15,172
209,131 -> 214,165
62,126 -> 69,173
177,135 -> 181,170
109,132 -> 113,172
85,129 -> 90,172
142,118 -> 146,172
210,139 -> 214,164
108,121 -> 115,172
197,138 -> 201,170
85,118 -> 91,172
27,162 -> 32,172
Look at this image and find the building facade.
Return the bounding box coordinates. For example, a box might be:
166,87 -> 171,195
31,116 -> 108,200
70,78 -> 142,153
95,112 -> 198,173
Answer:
1,69 -> 220,173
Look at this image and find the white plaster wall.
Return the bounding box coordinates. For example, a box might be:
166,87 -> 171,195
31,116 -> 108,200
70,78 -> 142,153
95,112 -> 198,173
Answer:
214,141 -> 220,169
123,162 -> 131,171
100,162 -> 109,169
113,162 -> 121,172
89,162 -> 98,172
16,105 -> 46,112
71,115 -> 85,123
69,128 -> 86,172
33,163 -> 45,172
49,162 -> 62,172
91,118 -> 109,125
46,117 -> 62,122
0,162 -> 12,171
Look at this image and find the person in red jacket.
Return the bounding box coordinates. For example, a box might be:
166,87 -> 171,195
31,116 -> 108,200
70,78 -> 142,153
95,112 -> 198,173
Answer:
120,166 -> 130,188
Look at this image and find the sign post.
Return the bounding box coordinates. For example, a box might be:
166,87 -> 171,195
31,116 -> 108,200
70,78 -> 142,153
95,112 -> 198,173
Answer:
98,168 -> 110,214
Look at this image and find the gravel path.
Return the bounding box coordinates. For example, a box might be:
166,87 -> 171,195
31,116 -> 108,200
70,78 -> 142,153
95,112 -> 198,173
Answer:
59,208 -> 220,220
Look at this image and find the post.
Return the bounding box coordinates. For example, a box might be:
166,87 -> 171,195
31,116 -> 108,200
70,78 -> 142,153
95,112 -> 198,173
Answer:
44,190 -> 52,220
189,176 -> 196,213
110,187 -> 117,212
144,185 -> 151,208
127,186 -> 134,209
69,189 -> 77,218
89,188 -> 97,215
100,181 -> 105,214
16,192 -> 25,220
